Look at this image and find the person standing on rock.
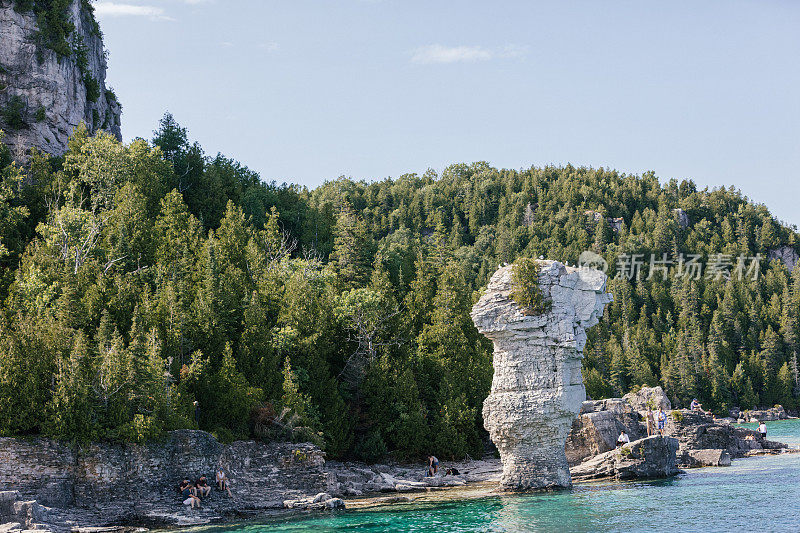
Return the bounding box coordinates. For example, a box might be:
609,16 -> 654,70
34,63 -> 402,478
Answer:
646,408 -> 656,436
758,421 -> 767,440
657,409 -> 667,436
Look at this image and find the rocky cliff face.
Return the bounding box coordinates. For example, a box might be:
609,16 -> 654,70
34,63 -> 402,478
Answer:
0,430 -> 329,520
768,246 -> 799,272
471,261 -> 612,490
0,0 -> 120,156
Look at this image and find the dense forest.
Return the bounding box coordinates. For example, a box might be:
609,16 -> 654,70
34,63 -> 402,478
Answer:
0,115 -> 798,461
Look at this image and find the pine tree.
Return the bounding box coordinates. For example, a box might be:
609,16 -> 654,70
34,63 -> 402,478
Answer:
47,333 -> 95,441
776,362 -> 794,410
330,207 -> 373,286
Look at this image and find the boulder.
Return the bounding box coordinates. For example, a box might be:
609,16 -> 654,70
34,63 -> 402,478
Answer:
324,498 -> 345,510
0,492 -> 45,531
312,492 -> 332,503
472,261 -> 612,490
623,386 -> 672,412
565,399 -> 646,466
742,406 -> 787,422
570,436 -> 679,481
680,449 -> 732,467
284,494 -> 346,511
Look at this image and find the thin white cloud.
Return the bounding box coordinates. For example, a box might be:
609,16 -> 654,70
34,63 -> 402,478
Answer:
411,45 -> 491,65
94,2 -> 172,20
259,41 -> 279,52
411,44 -> 529,65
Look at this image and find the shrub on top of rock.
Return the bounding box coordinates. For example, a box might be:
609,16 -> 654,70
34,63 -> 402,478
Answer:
510,257 -> 551,316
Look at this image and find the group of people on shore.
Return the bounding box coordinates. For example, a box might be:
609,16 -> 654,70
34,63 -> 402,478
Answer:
179,468 -> 233,508
616,407 -> 669,448
645,407 -> 668,437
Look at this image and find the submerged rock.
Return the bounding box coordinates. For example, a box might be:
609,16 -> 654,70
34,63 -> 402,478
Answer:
570,436 -> 680,481
472,261 -> 612,490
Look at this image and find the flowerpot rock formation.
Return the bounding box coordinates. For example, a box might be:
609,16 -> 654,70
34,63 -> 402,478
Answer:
471,261 -> 612,491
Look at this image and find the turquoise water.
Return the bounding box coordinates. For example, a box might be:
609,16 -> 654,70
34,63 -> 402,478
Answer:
737,418 -> 800,447
214,419 -> 800,533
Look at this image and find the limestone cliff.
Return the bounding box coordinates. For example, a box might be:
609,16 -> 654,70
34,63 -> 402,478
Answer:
0,430 -> 330,526
471,261 -> 612,490
0,0 -> 121,156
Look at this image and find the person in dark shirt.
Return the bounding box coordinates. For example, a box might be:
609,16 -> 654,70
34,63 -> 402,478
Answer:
196,475 -> 211,497
179,478 -> 201,508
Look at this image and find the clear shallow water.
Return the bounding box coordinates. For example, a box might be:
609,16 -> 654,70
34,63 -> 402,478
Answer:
213,419 -> 800,533
736,418 -> 800,447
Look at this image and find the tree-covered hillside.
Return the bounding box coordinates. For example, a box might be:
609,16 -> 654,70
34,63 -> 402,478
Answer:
0,115 -> 798,460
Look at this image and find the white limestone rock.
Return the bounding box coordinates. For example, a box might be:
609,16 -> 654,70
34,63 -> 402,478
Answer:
0,0 -> 121,156
767,246 -> 798,272
623,386 -> 672,412
471,261 -> 612,491
672,208 -> 690,229
570,435 -> 680,481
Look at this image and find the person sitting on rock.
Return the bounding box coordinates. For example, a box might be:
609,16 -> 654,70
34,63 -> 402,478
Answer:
216,467 -> 233,497
179,479 -> 201,509
657,409 -> 667,436
445,467 -> 460,476
616,431 -> 631,448
427,456 -> 439,477
196,475 -> 211,497
690,398 -> 704,412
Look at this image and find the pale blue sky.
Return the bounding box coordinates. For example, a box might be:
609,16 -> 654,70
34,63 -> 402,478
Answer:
95,0 -> 800,227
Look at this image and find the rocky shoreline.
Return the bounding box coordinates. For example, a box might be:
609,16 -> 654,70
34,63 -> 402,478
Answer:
1,389 -> 796,532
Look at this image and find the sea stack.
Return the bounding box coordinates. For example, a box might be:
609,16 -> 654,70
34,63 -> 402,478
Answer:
471,260 -> 612,491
